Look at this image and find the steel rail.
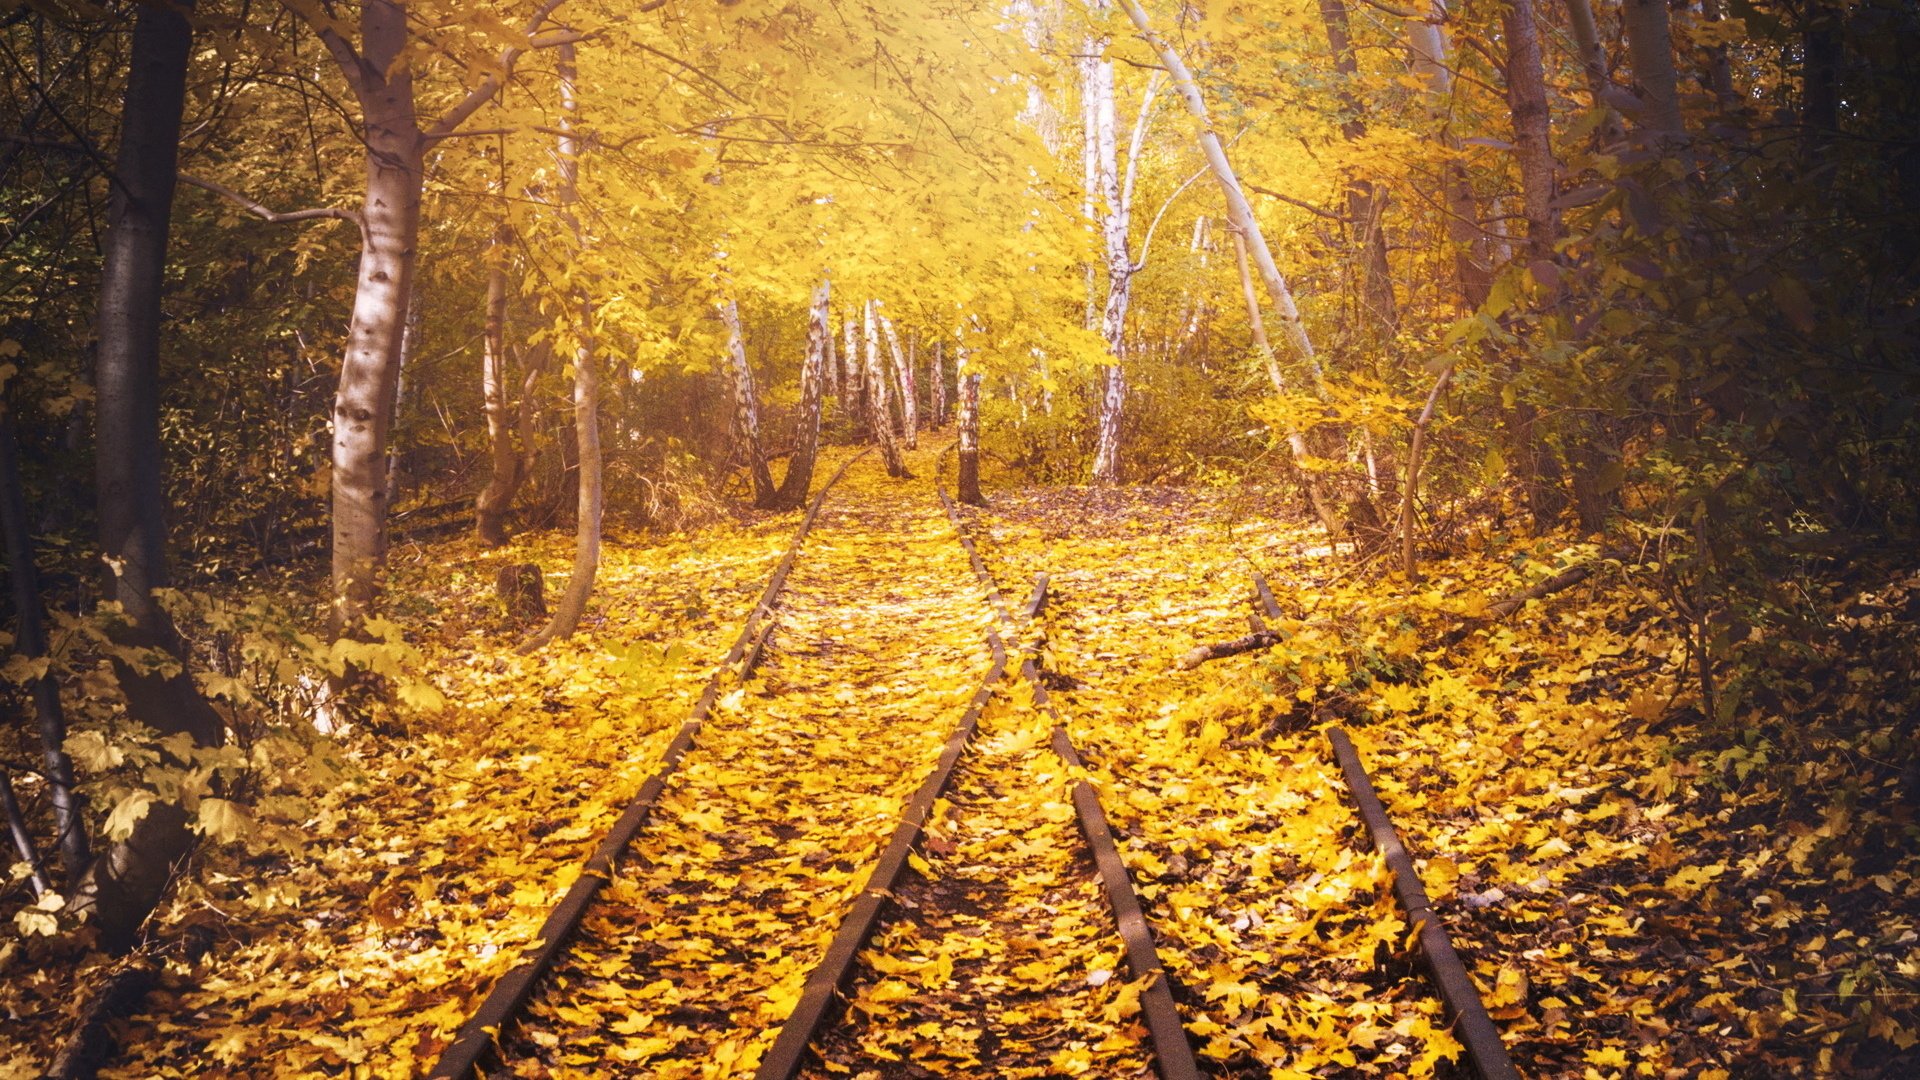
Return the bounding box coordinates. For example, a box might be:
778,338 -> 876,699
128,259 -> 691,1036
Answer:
753,608 -> 1019,1079
1249,569 -> 1519,1080
938,484 -> 1204,1080
429,449 -> 868,1079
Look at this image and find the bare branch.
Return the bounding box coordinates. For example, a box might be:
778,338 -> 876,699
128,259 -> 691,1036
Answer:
181,172 -> 362,229
1247,182 -> 1346,221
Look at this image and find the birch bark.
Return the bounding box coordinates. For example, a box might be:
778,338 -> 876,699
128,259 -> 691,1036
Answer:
773,281 -> 832,509
880,312 -> 918,448
475,224 -> 521,545
863,301 -> 908,477
957,362 -> 984,505
723,298 -> 777,506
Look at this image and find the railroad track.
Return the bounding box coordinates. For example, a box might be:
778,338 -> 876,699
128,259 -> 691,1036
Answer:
429,450 -> 886,1076
432,455 -> 1517,1079
941,498 -> 1519,1078
750,477 -> 1203,1076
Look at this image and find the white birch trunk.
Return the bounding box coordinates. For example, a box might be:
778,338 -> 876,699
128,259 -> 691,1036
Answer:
880,312 -> 918,448
863,300 -> 908,476
722,298 -> 775,506
1115,0 -> 1323,388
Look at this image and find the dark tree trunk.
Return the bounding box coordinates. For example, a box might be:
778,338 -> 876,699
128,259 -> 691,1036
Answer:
1802,0 -> 1843,159
956,368 -> 983,505
1503,0 -> 1559,263
1318,0 -> 1397,333
83,0 -> 223,952
773,281 -> 832,510
1,401 -> 86,885
1622,0 -> 1687,140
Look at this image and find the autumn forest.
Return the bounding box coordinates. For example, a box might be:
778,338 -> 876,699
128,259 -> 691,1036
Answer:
2,0 -> 1918,1076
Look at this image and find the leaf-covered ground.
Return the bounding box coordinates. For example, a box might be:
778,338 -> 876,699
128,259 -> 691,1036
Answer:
7,455 -> 1917,1078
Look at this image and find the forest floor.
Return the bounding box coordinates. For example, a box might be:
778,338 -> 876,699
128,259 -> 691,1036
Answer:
5,444 -> 1919,1078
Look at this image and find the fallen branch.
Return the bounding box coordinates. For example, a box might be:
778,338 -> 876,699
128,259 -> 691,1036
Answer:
1176,628 -> 1284,670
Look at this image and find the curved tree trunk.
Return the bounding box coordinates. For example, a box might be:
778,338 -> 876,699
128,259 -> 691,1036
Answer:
956,364 -> 984,505
522,40 -> 601,650
863,300 -> 908,477
773,280 -> 832,510
1116,0 -> 1321,384
82,0 -> 224,952
723,298 -> 777,507
475,224 -> 521,545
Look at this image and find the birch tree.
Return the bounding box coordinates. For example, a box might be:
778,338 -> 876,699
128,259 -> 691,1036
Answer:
772,281 -> 833,509
879,310 -> 918,449
722,298 -> 777,507
863,300 -> 909,477
522,39 -> 602,650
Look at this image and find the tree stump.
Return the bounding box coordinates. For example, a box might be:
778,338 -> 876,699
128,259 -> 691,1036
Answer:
496,563 -> 547,620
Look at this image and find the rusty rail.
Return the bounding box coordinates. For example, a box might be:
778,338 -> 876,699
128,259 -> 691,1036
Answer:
939,485 -> 1203,1080
429,449 -> 867,1079
1248,569 -> 1519,1080
753,611 -> 1018,1079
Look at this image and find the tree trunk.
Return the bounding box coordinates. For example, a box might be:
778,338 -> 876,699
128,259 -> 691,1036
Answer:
1700,0 -> 1738,113
1406,3 -> 1493,309
1116,0 -> 1322,383
773,280 -> 831,509
475,224 -> 521,545
1232,229 -> 1342,541
1,400 -> 86,886
1622,0 -> 1687,140
1317,0 -> 1397,334
879,312 -> 918,448
82,0 -> 223,952
842,311 -> 866,439
1801,0 -> 1842,159
957,365 -> 984,505
522,40 -> 600,649
723,298 -> 777,507
863,300 -> 908,477
328,6 -> 425,639
1401,364 -> 1454,579
515,341 -> 549,510
1561,0 -> 1626,144
1085,14 -> 1134,484
930,339 -> 948,427
1504,0 -> 1559,263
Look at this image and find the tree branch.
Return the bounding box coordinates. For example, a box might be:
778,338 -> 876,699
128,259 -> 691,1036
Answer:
181,173 -> 362,229
425,0 -> 572,141
1246,182 -> 1347,221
